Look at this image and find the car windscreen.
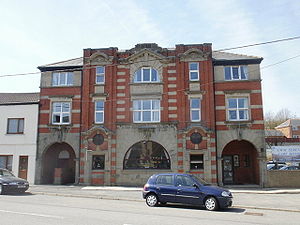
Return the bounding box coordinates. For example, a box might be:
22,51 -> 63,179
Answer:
191,175 -> 210,186
0,170 -> 14,177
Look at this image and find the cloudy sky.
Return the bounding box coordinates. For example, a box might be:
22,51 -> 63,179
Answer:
1,0 -> 300,116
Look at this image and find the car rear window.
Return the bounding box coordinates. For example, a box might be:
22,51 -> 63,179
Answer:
156,175 -> 174,186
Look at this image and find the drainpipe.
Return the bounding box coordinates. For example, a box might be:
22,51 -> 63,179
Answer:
78,67 -> 83,185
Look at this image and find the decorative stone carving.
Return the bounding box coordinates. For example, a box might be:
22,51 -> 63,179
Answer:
179,48 -> 210,62
87,51 -> 114,65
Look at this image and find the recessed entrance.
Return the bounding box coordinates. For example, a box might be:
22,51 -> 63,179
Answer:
222,140 -> 259,185
42,142 -> 76,184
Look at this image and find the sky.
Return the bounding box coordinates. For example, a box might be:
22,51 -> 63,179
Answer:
0,0 -> 300,116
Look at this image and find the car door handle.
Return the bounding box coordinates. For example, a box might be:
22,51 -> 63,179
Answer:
156,187 -> 160,190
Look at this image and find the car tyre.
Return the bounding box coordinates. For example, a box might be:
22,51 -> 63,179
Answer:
204,197 -> 219,211
0,184 -> 3,195
146,193 -> 158,207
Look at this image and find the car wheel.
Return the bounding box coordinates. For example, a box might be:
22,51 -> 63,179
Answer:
204,197 -> 219,211
0,184 -> 3,195
146,194 -> 158,207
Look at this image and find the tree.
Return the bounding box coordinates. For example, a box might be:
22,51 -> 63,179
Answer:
264,108 -> 297,129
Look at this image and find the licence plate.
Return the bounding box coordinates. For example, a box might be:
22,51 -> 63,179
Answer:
18,185 -> 26,188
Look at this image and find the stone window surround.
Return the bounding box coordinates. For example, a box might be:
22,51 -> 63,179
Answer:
95,66 -> 105,84
92,97 -> 106,124
49,97 -> 73,125
189,62 -> 200,81
224,65 -> 248,81
225,92 -> 251,122
132,99 -> 161,123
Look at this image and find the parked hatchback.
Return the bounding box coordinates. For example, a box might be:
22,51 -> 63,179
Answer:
0,168 -> 29,195
142,173 -> 232,211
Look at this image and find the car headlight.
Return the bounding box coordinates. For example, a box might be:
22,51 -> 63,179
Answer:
221,191 -> 231,197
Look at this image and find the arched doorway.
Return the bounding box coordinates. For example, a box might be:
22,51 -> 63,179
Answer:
124,141 -> 170,169
42,142 -> 76,184
222,140 -> 259,185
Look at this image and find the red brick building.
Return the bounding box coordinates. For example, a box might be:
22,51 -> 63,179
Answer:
36,43 -> 266,186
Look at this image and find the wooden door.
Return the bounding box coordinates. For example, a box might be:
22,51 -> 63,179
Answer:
19,156 -> 28,180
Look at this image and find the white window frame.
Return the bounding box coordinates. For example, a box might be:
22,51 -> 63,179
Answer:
227,97 -> 249,121
95,100 -> 104,124
133,99 -> 160,123
96,66 -> 105,84
52,72 -> 74,86
52,102 -> 71,125
190,98 -> 201,122
133,67 -> 160,83
224,65 -> 248,81
189,62 -> 199,81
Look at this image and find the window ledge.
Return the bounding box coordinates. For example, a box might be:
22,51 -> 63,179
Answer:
48,124 -> 73,129
129,82 -> 163,86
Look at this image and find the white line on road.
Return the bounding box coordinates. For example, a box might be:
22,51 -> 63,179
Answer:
0,209 -> 64,219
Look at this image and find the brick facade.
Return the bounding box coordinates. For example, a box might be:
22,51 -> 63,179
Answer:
36,43 -> 266,186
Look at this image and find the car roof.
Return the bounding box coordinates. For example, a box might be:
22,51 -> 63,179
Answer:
152,173 -> 191,176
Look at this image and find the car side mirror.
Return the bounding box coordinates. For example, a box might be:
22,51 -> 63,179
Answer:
193,183 -> 199,189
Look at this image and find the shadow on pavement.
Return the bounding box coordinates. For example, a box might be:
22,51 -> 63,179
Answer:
2,191 -> 34,196
158,203 -> 245,213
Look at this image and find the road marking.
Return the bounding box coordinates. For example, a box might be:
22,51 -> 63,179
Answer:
0,209 -> 64,219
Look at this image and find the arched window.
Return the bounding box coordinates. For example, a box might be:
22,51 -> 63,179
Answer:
134,67 -> 159,83
124,141 -> 170,169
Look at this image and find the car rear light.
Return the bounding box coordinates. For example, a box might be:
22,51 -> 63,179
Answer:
143,184 -> 149,191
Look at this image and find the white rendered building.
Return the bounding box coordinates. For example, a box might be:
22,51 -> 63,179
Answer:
0,93 -> 39,183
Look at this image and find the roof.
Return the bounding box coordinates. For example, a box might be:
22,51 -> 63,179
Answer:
0,93 -> 40,105
212,51 -> 261,61
39,57 -> 83,68
265,129 -> 285,137
37,51 -> 262,70
276,119 -> 300,129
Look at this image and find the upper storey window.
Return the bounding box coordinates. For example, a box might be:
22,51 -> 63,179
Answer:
52,102 -> 71,125
133,99 -> 160,123
224,66 -> 248,80
227,97 -> 249,121
189,62 -> 199,81
52,72 -> 73,86
134,67 -> 159,83
96,66 -> 105,84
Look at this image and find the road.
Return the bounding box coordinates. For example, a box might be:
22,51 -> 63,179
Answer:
0,193 -> 300,225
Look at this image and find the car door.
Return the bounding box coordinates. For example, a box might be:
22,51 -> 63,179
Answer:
175,175 -> 204,205
155,174 -> 177,203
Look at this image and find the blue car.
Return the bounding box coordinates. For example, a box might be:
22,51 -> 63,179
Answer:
142,173 -> 233,211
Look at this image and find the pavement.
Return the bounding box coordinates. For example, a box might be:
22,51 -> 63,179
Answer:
26,185 -> 300,212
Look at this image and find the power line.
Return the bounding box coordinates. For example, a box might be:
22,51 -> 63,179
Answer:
216,35 -> 300,51
1,35 -> 300,78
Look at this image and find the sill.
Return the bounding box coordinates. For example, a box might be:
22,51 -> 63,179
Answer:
130,82 -> 163,85
224,79 -> 248,82
48,124 -> 73,128
6,133 -> 24,135
189,80 -> 200,82
225,120 -> 252,124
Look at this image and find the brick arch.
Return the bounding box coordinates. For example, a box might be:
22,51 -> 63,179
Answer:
222,140 -> 259,185
42,142 -> 76,184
